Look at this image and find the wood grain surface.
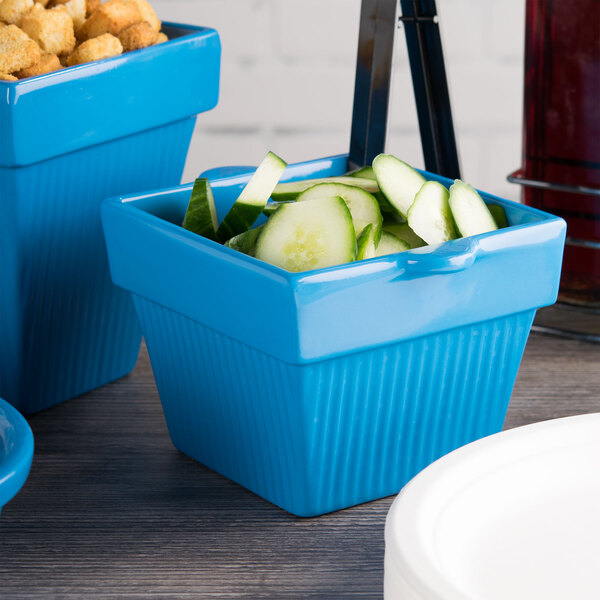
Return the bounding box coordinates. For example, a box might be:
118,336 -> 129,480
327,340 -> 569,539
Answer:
1,333 -> 599,599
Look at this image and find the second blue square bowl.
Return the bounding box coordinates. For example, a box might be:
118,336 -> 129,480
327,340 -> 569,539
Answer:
101,154 -> 566,516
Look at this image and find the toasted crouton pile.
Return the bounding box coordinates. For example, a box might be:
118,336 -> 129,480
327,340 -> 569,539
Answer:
0,0 -> 166,79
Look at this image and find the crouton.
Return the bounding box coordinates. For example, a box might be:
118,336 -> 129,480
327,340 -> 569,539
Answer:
48,0 -> 85,29
85,0 -> 100,17
118,20 -> 156,52
153,31 -> 167,45
76,0 -> 142,41
128,0 -> 159,32
0,23 -> 41,72
66,31 -> 122,65
0,71 -> 18,80
20,4 -> 76,56
14,50 -> 61,77
0,0 -> 34,25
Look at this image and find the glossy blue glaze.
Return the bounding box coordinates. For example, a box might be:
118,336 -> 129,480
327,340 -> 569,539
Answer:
102,154 -> 566,516
0,23 -> 221,167
0,23 -> 221,414
0,398 -> 34,513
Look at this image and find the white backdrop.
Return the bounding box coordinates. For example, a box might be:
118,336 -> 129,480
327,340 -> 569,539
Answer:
153,0 -> 525,202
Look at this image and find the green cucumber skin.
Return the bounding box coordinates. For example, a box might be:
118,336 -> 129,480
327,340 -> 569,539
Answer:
217,151 -> 287,242
375,230 -> 410,257
346,166 -> 376,180
407,181 -> 458,245
217,203 -> 265,243
356,224 -> 376,260
372,154 -> 426,218
296,182 -> 383,246
486,203 -> 509,228
225,225 -> 263,256
255,196 -> 356,272
382,222 -> 426,248
449,180 -> 498,237
271,176 -> 379,202
182,178 -> 218,241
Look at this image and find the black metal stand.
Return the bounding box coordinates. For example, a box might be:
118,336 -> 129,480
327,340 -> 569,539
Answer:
349,0 -> 460,180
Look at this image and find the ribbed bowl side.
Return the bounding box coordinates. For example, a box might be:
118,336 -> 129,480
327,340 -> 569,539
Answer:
132,292 -> 535,516
302,310 -> 535,515
132,295 -> 310,514
0,118 -> 195,415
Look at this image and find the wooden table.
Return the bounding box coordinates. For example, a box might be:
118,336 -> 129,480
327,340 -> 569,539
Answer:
1,331 -> 599,599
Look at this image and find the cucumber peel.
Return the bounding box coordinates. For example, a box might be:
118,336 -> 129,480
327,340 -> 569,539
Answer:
271,176 -> 379,202
346,165 -> 376,180
375,230 -> 410,257
382,222 -> 426,248
217,151 -> 287,242
486,203 -> 509,229
182,178 -> 218,241
356,224 -> 376,260
224,225 -> 263,256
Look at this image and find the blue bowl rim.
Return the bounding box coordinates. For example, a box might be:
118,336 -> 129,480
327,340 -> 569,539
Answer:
107,153 -> 567,283
0,21 -> 215,88
0,398 -> 34,508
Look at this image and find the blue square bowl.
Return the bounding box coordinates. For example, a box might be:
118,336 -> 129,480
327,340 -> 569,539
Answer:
0,23 -> 220,414
101,154 -> 566,516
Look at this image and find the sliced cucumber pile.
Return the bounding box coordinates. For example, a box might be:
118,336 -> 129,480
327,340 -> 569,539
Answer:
181,151 -> 510,273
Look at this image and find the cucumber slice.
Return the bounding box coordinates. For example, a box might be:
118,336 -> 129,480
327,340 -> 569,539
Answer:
271,176 -> 379,202
407,181 -> 457,245
449,180 -> 498,237
356,224 -> 376,260
486,203 -> 509,228
372,154 -> 426,218
254,196 -> 356,272
382,222 -> 426,248
182,178 -> 218,241
296,182 -> 383,245
346,165 -> 376,180
225,225 -> 263,256
375,230 -> 410,257
217,151 -> 287,242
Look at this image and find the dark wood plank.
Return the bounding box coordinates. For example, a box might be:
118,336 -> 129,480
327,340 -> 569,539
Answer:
0,332 -> 598,599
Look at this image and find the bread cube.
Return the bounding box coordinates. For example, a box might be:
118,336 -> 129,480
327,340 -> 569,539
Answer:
76,0 -> 142,41
66,31 -> 122,65
14,50 -> 61,77
0,23 -> 41,72
154,31 -> 167,45
118,20 -> 156,52
0,0 -> 34,25
128,0 -> 160,32
0,71 -> 19,80
48,0 -> 85,29
85,0 -> 100,17
20,4 -> 76,56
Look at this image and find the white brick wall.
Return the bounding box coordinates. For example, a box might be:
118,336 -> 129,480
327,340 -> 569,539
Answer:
153,0 -> 525,202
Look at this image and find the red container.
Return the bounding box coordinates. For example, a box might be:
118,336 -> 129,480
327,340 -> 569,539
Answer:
516,0 -> 600,307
